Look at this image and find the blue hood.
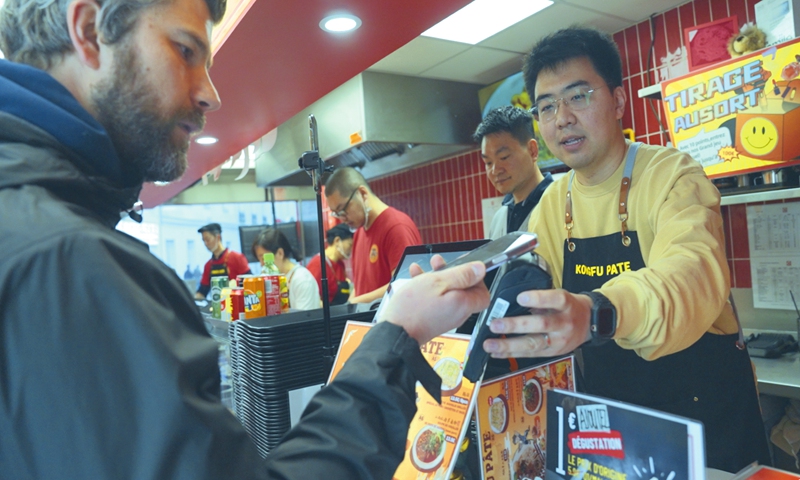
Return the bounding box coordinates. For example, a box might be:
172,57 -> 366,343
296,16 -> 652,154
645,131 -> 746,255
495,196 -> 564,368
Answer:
0,59 -> 123,185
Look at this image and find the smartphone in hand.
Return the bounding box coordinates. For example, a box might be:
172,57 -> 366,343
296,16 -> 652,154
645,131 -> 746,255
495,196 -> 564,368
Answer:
440,232 -> 538,272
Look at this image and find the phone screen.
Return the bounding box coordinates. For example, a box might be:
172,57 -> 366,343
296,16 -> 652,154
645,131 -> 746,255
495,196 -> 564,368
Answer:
443,232 -> 538,271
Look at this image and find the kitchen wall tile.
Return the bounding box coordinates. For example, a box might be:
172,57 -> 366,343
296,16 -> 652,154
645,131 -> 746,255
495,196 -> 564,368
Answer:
440,183 -> 450,225
638,21 -> 654,79
621,78 -> 634,131
461,179 -> 472,220
694,0 -> 711,25
730,204 -> 749,258
664,8 -> 682,54
615,31 -> 630,79
728,259 -> 735,286
473,152 -> 483,177
449,182 -> 459,225
626,26 -> 642,76
652,14 -> 667,70
679,4 -> 696,43
453,189 -> 463,224
710,0 -> 730,21
744,0 -> 756,24
643,97 -> 661,138
733,259 -> 752,288
629,74 -> 647,137
645,81 -> 663,137
722,204 -> 734,257
727,0 -> 748,26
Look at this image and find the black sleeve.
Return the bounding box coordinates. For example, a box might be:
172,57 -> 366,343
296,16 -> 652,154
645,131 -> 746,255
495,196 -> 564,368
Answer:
264,321 -> 441,480
197,282 -> 210,296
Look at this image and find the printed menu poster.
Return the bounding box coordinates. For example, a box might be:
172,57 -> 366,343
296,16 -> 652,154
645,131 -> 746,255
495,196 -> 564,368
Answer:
544,389 -> 705,480
475,356 -> 576,480
329,321 -> 479,480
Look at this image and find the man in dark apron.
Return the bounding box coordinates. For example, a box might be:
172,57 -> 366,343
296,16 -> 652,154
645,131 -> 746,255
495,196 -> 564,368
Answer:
481,27 -> 770,472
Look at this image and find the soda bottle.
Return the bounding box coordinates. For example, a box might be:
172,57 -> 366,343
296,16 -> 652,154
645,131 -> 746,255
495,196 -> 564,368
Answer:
261,252 -> 280,275
261,253 -> 285,315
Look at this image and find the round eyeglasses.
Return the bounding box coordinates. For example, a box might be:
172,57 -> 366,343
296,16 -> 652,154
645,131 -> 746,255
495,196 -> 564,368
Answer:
330,188 -> 359,219
530,85 -> 600,123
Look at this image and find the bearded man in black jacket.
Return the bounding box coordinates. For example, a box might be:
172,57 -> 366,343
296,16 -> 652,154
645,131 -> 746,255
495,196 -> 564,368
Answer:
0,0 -> 490,477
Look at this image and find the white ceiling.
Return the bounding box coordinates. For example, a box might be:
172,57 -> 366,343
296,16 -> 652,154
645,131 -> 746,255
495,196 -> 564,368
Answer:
369,0 -> 689,85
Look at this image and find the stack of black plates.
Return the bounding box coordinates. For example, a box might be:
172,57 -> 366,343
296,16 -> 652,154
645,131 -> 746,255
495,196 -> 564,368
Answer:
229,304 -> 374,457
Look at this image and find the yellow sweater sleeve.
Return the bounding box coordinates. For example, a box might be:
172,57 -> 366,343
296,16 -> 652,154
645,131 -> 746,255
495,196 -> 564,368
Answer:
528,143 -> 737,360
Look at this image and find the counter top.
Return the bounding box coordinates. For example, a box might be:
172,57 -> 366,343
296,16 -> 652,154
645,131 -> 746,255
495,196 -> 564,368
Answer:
752,352 -> 800,400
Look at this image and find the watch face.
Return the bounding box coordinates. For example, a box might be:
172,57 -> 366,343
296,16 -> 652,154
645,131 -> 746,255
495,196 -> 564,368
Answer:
596,307 -> 616,337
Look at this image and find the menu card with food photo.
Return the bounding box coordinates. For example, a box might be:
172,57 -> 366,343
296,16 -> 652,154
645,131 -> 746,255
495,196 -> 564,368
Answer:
328,321 -> 480,480
544,389 -> 705,480
475,356 -> 576,480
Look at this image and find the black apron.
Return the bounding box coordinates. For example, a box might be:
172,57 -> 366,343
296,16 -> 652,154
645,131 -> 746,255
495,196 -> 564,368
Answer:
561,143 -> 770,472
331,281 -> 350,305
209,250 -> 231,279
325,257 -> 351,305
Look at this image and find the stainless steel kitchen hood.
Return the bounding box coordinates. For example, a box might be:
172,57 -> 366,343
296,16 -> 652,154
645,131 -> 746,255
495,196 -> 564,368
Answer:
255,71 -> 483,187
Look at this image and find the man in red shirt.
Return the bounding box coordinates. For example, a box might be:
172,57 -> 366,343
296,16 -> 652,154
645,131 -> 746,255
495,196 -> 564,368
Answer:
306,224 -> 354,305
325,168 -> 421,304
195,223 -> 251,299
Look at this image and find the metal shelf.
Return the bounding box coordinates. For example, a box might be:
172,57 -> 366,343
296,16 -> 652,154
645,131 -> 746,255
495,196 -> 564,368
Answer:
637,84 -> 662,99
720,187 -> 800,205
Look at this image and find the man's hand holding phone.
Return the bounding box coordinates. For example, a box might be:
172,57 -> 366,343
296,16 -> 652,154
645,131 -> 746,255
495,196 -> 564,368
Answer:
482,289 -> 594,358
380,257 -> 490,345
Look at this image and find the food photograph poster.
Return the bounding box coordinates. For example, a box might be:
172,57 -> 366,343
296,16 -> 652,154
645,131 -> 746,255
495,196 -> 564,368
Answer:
329,322 -> 479,480
661,37 -> 800,178
474,356 -> 576,480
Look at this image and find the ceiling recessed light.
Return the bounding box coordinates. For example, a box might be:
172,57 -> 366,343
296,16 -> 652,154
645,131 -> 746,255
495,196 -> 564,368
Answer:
320,14 -> 362,33
422,0 -> 553,45
195,136 -> 218,145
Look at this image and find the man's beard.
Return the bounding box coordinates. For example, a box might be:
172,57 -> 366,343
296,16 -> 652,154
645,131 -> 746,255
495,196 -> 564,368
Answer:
91,43 -> 205,183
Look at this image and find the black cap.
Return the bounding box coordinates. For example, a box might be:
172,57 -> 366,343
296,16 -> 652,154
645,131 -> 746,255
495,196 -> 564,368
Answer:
325,223 -> 353,243
197,223 -> 222,235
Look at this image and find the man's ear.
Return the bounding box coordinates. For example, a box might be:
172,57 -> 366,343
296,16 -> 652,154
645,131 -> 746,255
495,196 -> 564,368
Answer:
66,0 -> 103,69
527,138 -> 539,160
612,85 -> 627,121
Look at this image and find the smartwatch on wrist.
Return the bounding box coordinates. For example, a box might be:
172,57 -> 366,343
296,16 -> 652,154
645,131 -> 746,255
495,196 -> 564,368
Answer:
582,291 -> 616,342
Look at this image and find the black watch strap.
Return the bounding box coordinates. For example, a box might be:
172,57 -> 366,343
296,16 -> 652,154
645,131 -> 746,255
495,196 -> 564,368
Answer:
582,291 -> 617,344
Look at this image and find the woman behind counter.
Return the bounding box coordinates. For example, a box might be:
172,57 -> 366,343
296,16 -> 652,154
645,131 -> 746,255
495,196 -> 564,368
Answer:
252,229 -> 321,310
306,224 -> 353,305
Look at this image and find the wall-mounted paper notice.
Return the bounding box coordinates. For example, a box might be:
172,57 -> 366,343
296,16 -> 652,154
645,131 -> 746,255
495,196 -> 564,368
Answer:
747,202 -> 800,310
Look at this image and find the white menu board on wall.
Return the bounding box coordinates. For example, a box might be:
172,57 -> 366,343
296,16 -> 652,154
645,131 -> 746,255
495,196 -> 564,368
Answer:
747,202 -> 800,310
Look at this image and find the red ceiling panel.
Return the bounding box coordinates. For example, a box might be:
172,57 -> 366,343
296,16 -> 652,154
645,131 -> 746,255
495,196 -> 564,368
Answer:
140,0 -> 473,207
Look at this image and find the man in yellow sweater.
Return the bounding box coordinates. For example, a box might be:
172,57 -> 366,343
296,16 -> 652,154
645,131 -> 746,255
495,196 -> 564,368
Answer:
481,26 -> 770,472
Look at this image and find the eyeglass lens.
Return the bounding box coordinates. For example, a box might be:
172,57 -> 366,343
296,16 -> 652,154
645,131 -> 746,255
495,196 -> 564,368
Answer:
332,189 -> 358,218
534,86 -> 595,122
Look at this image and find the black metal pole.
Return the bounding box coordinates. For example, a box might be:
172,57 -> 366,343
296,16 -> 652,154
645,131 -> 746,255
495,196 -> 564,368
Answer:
299,115 -> 334,371
315,170 -> 333,369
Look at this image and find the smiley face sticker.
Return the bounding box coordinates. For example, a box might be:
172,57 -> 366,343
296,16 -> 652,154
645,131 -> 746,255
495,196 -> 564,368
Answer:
741,118 -> 779,157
